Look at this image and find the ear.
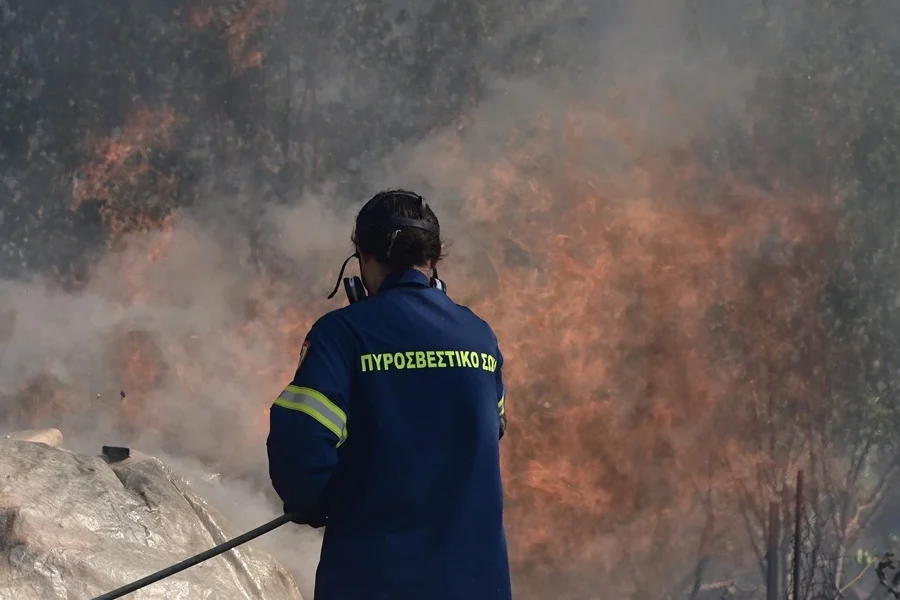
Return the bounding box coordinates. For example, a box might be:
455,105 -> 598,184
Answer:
358,250 -> 374,265
430,244 -> 446,269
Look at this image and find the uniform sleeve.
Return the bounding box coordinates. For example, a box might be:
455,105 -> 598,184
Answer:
496,345 -> 507,440
266,314 -> 353,527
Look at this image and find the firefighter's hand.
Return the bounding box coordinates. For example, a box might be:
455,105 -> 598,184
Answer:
284,503 -> 327,528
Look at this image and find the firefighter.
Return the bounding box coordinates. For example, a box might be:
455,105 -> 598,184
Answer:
266,189 -> 511,600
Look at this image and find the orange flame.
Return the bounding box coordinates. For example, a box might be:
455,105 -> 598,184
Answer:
425,100 -> 840,592
187,0 -> 286,71
72,106 -> 178,236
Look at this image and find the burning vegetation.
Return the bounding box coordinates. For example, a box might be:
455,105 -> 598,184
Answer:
2,0 -> 900,598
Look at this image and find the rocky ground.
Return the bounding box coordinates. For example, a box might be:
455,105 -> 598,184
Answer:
0,429 -> 303,600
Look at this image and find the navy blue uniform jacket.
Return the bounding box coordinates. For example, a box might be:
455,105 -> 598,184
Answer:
267,269 -> 511,600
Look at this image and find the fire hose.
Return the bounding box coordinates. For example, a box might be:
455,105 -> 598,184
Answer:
91,512 -> 297,600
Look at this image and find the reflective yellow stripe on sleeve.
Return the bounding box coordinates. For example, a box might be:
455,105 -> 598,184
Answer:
275,385 -> 348,448
498,395 -> 505,417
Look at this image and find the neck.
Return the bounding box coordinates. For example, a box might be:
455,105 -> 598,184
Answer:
365,270 -> 386,295
365,266 -> 430,295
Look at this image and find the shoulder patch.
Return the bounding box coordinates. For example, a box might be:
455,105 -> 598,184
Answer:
296,339 -> 311,371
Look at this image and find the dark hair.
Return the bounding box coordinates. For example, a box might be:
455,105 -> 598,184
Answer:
352,189 -> 444,270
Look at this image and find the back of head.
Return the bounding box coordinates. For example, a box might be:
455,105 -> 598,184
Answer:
353,189 -> 444,271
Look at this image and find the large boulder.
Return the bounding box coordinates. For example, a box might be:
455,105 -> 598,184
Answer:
0,434 -> 303,600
